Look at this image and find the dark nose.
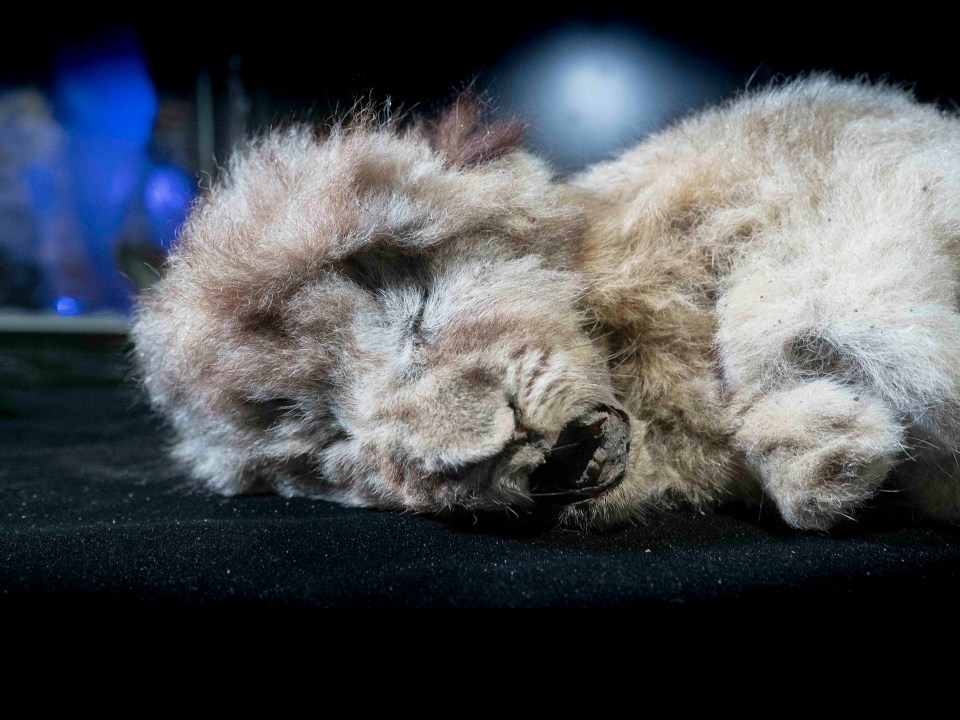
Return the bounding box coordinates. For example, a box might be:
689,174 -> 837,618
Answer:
528,403 -> 631,505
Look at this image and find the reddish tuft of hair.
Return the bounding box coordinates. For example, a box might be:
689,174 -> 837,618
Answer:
415,94 -> 525,169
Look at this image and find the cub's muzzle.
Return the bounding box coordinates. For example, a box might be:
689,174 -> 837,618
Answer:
528,403 -> 631,505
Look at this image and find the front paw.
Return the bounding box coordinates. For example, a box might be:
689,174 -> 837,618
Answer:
759,443 -> 896,530
736,379 -> 904,530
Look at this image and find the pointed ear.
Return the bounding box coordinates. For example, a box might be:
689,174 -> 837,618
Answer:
415,94 -> 524,169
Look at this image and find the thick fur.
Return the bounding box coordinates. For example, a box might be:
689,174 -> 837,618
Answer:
133,78 -> 960,530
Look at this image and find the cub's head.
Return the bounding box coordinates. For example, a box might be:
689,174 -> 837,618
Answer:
133,99 -> 629,522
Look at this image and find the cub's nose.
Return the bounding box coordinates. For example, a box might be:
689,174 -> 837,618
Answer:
528,403 -> 631,504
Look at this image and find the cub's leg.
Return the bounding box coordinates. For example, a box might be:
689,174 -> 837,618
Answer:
718,238 -> 960,528
735,379 -> 903,529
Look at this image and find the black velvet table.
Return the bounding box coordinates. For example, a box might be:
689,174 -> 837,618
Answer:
3,333 -> 960,608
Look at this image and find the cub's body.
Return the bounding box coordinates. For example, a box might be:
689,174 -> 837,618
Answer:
135,78 -> 960,530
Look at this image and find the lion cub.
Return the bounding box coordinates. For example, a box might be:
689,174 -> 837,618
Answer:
134,77 -> 960,530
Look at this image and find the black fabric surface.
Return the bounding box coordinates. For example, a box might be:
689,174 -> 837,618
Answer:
3,333 -> 960,608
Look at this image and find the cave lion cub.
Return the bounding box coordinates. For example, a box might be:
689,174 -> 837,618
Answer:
134,77 -> 960,531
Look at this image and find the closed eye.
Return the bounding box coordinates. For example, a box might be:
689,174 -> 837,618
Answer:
244,397 -> 298,430
409,291 -> 428,338
337,246 -> 427,296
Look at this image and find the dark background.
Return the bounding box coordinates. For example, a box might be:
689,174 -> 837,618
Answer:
3,7 -> 957,315
5,8 -> 960,608
4,9 -> 957,134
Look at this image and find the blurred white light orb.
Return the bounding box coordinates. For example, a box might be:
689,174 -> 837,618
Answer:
492,25 -> 733,171
561,59 -> 632,128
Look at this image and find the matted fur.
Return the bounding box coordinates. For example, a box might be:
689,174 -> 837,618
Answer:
134,78 -> 960,530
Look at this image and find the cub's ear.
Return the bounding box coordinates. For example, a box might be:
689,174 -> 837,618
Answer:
414,94 -> 524,169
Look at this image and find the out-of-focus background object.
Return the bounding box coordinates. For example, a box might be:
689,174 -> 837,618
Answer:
0,28 -> 193,329
492,25 -> 734,171
6,10 -> 960,611
2,10 -> 958,327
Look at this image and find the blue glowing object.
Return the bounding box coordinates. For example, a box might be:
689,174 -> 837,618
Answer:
53,34 -> 158,146
55,296 -> 81,316
44,31 -> 159,313
24,164 -> 56,213
145,165 -> 194,245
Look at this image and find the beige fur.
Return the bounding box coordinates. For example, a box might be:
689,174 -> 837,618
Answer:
133,77 -> 960,530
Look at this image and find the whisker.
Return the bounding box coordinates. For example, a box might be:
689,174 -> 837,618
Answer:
546,442 -> 582,452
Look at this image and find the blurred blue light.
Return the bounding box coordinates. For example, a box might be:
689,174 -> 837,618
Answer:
47,31 -> 159,313
55,296 -> 81,316
24,164 -> 56,213
53,35 -> 158,146
145,165 -> 194,237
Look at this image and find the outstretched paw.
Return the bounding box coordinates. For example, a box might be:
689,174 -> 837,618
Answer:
736,379 -> 904,530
